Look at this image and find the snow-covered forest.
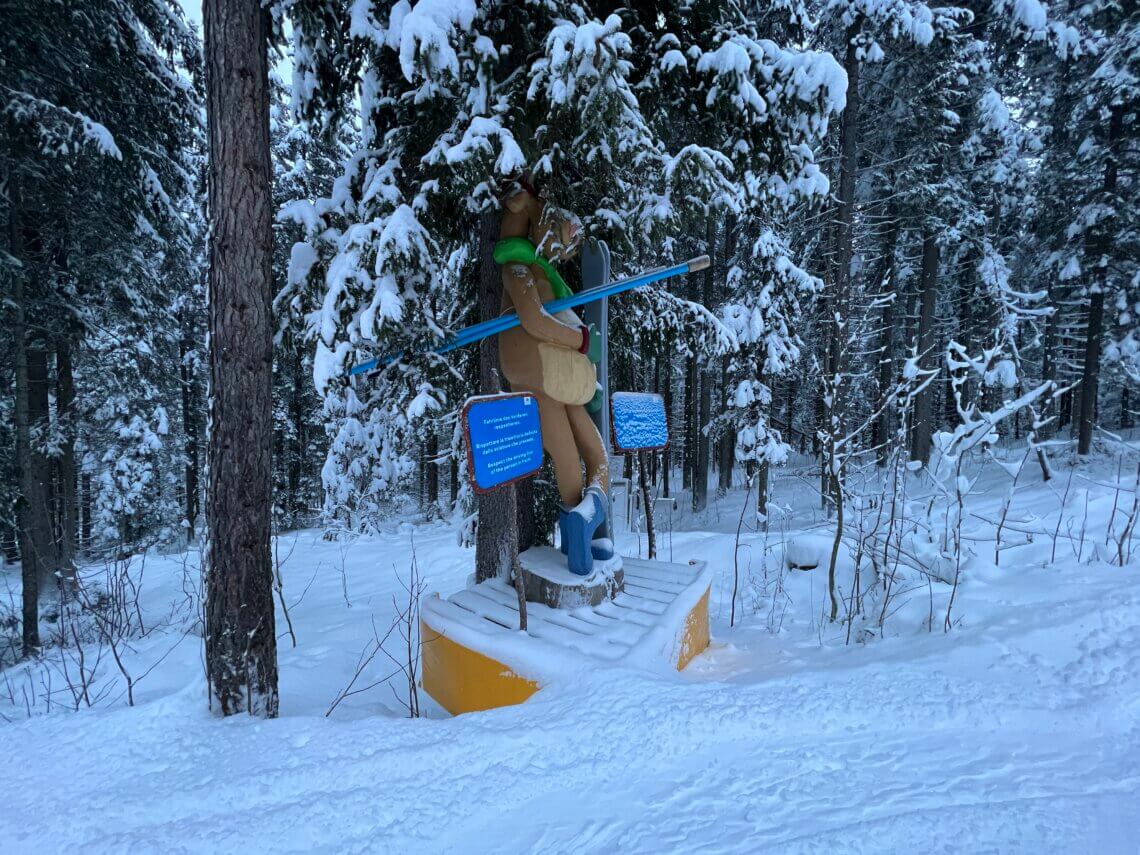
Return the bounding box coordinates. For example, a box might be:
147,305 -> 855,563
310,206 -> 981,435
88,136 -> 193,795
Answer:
1,0 -> 1137,851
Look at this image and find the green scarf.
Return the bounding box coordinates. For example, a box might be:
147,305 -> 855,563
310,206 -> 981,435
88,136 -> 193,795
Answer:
493,237 -> 573,300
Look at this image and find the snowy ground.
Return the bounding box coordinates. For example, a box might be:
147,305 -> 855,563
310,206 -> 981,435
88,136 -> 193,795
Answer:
2,450 -> 1139,853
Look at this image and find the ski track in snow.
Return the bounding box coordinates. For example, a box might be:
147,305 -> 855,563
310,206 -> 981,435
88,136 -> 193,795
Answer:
2,460 -> 1139,853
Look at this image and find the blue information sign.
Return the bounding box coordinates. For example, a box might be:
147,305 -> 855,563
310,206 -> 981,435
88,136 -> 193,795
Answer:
462,393 -> 544,493
611,391 -> 668,452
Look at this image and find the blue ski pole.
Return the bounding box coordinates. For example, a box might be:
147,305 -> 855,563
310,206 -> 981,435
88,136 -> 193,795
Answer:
348,255 -> 709,377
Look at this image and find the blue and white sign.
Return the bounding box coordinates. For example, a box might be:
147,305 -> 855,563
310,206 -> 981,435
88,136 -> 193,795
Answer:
611,391 -> 668,452
462,393 -> 544,493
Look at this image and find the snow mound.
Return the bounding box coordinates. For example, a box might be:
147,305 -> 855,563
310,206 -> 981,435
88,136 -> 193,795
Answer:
784,533 -> 832,570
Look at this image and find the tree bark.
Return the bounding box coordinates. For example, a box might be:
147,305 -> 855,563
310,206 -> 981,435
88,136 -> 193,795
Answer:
718,216 -> 737,495
449,453 -> 459,508
425,429 -> 439,514
10,173 -> 40,657
683,355 -> 695,491
203,0 -> 278,717
1040,290 -> 1057,440
910,228 -> 939,466
515,476 -> 535,553
638,450 -> 656,559
56,337 -> 77,582
178,307 -> 201,540
475,210 -> 520,585
1077,104 -> 1123,456
693,217 -> 716,512
1078,291 -> 1105,454
27,347 -> 56,590
757,460 -> 770,520
662,350 -> 672,498
823,31 -> 859,515
80,469 -> 92,548
288,339 -> 306,523
872,209 -> 900,467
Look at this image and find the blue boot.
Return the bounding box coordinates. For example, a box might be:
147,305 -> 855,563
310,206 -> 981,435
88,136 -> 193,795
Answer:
590,536 -> 615,562
562,487 -> 608,576
559,490 -> 615,563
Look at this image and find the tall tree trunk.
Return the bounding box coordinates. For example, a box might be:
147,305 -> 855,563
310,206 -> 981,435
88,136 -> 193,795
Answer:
718,216 -> 737,494
178,308 -> 201,540
873,209 -> 900,467
638,450 -> 656,559
651,357 -> 662,486
1040,289 -> 1057,440
1078,292 -> 1105,454
27,347 -> 56,591
203,0 -> 278,717
56,337 -> 77,583
425,429 -> 439,513
10,174 -> 40,657
718,357 -> 734,496
515,476 -> 535,553
662,352 -> 672,498
1077,104 -> 1123,456
823,31 -> 859,513
945,275 -> 972,429
910,229 -> 939,466
475,210 -> 520,584
683,355 -> 695,491
80,469 -> 92,549
822,31 -> 860,615
693,218 -> 715,512
288,340 -> 305,523
786,375 -> 799,454
757,460 -> 770,520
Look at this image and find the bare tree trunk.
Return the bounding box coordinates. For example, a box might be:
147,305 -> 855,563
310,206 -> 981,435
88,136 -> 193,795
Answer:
56,337 -> 77,583
662,352 -> 672,498
475,210 -> 520,585
717,216 -> 737,495
910,228 -> 939,466
822,30 -> 860,613
757,461 -> 769,519
80,469 -> 92,549
1078,292 -> 1105,455
10,173 -> 40,657
425,429 -> 439,514
178,308 -> 201,540
693,217 -> 715,512
823,31 -> 859,514
651,357 -> 661,486
27,347 -> 56,590
683,355 -> 695,491
288,341 -> 305,522
203,0 -> 278,717
1077,104 -> 1123,456
873,209 -> 900,467
515,476 -> 534,553
718,364 -> 734,494
638,450 -> 656,559
947,273 -> 972,428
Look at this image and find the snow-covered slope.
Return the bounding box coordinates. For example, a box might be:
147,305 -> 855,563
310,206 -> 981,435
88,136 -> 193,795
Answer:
1,458 -> 1138,852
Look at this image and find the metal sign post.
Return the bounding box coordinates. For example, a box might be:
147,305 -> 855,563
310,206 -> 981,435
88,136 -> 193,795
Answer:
581,238 -> 613,542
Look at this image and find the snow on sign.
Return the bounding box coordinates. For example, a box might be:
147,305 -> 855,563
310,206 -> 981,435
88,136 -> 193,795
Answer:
611,391 -> 668,452
462,393 -> 544,493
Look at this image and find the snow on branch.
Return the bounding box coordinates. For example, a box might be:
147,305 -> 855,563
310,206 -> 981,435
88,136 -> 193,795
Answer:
4,91 -> 123,160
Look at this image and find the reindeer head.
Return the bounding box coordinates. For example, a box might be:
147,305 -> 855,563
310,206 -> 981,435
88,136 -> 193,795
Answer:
501,181 -> 583,263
